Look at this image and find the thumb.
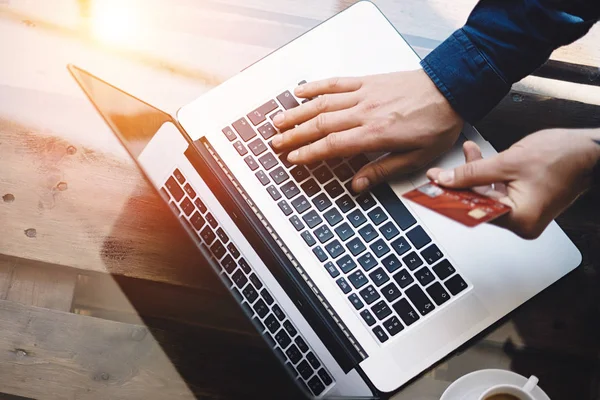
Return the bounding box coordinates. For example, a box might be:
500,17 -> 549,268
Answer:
427,155 -> 509,188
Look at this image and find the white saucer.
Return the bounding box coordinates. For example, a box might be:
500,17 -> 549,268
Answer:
440,369 -> 551,400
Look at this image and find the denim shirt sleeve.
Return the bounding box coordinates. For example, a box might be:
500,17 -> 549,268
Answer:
421,0 -> 600,123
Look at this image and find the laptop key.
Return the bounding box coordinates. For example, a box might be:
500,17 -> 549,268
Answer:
372,300 -> 392,320
300,178 -> 321,197
222,126 -> 237,142
244,155 -> 259,171
307,161 -> 322,170
336,254 -> 356,273
357,252 -> 378,271
194,197 -> 208,214
359,285 -> 380,305
291,166 -> 310,183
381,282 -> 402,302
233,141 -> 248,156
296,360 -> 314,380
248,99 -> 278,126
336,277 -> 351,294
295,337 -> 309,353
249,273 -> 263,289
383,316 -> 404,336
307,376 -> 326,396
332,164 -> 353,182
216,227 -> 229,243
348,293 -> 364,310
227,243 -> 240,259
379,221 -> 400,240
165,177 -> 184,201
272,304 -> 285,321
336,194 -> 356,213
261,289 -> 274,305
286,344 -> 303,365
312,193 -> 332,211
306,351 -> 321,369
258,122 -> 277,140
301,230 -> 317,247
347,237 -> 366,256
269,166 -> 289,184
349,154 -> 370,172
183,183 -> 197,199
173,168 -> 186,184
334,222 -> 355,241
278,152 -> 293,168
323,208 -> 343,226
266,185 -> 282,201
269,110 -> 283,122
239,257 -> 251,274
200,226 -> 216,245
358,224 -> 378,244
232,117 -> 256,141
253,299 -> 269,318
391,237 -> 411,256
407,226 -> 432,249
370,239 -> 390,258
433,260 -> 456,280
232,269 -> 248,288
348,209 -> 367,228
324,180 -> 345,199
318,369 -> 333,386
190,212 -> 206,231
372,184 -> 417,230
276,90 -> 299,110
427,282 -> 451,305
403,251 -> 424,271
445,274 -> 468,295
415,266 -> 435,287
314,225 -> 334,243
348,270 -> 368,289
210,240 -> 226,259
314,166 -> 334,184
278,200 -> 293,216
258,153 -> 278,170
281,181 -> 300,199
291,195 -> 310,214
406,285 -> 435,316
360,309 -> 376,326
367,207 -> 388,226
326,158 -> 343,168
242,283 -> 259,303
289,216 -> 305,231
312,246 -> 328,262
325,240 -> 344,259
393,268 -> 414,289
323,261 -> 339,278
255,170 -> 270,186
369,267 -> 390,287
421,244 -> 443,265
264,314 -> 280,333
372,326 -> 389,343
382,254 -> 402,273
274,328 -> 292,349
302,210 -> 323,228
221,255 -> 236,274
393,298 -> 420,326
206,213 -> 218,228
357,193 -> 376,211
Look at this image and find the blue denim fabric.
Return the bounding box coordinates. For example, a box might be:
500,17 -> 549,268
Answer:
421,0 -> 600,123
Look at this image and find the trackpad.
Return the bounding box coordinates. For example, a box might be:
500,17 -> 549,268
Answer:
390,292 -> 489,367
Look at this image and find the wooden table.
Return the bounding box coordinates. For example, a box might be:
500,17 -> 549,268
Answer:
1,1 -> 599,399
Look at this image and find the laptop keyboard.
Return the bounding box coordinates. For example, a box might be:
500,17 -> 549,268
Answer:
221,82 -> 469,345
162,169 -> 334,397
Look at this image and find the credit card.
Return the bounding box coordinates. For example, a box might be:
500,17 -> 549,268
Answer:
402,181 -> 511,227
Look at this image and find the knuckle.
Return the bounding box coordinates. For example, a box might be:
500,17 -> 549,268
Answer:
366,120 -> 386,136
459,162 -> 477,180
324,132 -> 339,151
327,77 -> 340,90
370,162 -> 390,180
363,99 -> 381,112
315,95 -> 328,112
315,114 -> 328,133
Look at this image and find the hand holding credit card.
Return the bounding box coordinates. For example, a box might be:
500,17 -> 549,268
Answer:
402,181 -> 511,227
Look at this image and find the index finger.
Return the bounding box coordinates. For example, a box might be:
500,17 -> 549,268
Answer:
294,76 -> 362,98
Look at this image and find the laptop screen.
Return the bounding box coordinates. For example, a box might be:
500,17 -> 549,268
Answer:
68,65 -> 173,159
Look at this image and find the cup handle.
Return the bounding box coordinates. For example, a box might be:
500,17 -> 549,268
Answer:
522,375 -> 539,393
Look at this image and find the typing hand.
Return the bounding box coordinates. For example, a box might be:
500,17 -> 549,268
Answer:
271,70 -> 463,193
427,129 -> 600,239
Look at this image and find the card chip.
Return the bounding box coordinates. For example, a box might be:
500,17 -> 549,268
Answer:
468,208 -> 488,219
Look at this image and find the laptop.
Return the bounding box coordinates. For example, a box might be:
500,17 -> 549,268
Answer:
68,1 -> 581,398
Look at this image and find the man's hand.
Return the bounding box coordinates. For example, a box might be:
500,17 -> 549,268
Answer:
271,70 -> 463,192
427,129 -> 600,239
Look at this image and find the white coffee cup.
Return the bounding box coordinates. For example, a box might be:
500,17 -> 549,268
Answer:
478,375 -> 539,400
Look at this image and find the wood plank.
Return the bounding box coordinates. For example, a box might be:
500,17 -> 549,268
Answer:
2,255 -> 77,312
0,299 -> 301,400
0,257 -> 16,300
